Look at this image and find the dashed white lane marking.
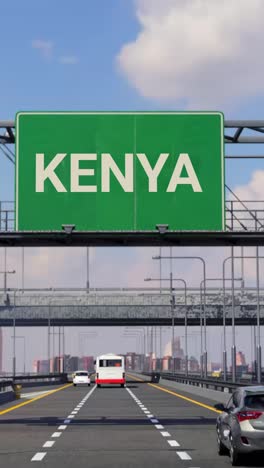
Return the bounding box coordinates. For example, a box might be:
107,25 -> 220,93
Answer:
176,452 -> 192,460
31,385 -> 97,463
168,440 -> 180,447
127,386 -> 193,462
43,441 -> 55,448
31,452 -> 46,461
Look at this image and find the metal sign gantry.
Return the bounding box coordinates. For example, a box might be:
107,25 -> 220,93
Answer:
0,119 -> 264,246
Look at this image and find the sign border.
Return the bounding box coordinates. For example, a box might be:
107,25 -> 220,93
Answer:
15,111 -> 225,231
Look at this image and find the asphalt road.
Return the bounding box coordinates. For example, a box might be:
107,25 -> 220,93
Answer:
0,378 -> 263,467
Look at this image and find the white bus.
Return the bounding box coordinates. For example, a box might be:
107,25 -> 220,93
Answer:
95,354 -> 125,387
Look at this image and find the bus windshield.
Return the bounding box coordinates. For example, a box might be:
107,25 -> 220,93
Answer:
99,359 -> 122,367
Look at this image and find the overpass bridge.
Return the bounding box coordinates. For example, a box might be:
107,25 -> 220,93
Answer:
1,288 -> 264,326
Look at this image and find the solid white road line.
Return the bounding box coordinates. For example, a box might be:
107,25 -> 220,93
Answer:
31,452 -> 46,461
160,431 -> 171,437
176,452 -> 192,460
22,390 -> 51,399
168,440 -> 180,447
51,432 -> 62,438
43,441 -> 55,448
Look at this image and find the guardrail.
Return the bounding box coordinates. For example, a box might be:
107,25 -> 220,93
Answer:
141,371 -> 262,393
12,373 -> 68,382
0,373 -> 68,388
0,379 -> 13,391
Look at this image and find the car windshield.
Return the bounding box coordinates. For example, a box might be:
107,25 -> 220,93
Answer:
245,394 -> 264,410
75,372 -> 88,376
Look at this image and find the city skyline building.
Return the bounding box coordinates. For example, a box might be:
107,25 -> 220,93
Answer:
163,336 -> 184,359
236,351 -> 246,366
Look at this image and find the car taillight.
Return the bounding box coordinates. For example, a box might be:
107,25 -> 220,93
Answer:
237,411 -> 262,422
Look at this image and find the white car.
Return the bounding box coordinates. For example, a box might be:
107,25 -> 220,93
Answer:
73,371 -> 91,386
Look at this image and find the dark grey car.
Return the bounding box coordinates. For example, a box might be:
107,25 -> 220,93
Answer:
215,386 -> 264,465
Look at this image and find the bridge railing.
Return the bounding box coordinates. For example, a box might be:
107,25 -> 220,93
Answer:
0,199 -> 264,232
0,373 -> 68,388
142,371 -> 263,393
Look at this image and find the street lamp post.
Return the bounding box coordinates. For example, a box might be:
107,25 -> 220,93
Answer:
1,267 -> 17,376
123,331 -> 144,355
12,289 -> 18,377
125,327 -> 146,356
0,269 -> 16,293
153,255 -> 206,377
12,336 -> 26,374
223,255 -> 264,383
47,292 -> 53,373
123,331 -> 144,370
256,246 -> 262,383
86,247 -> 90,292
231,246 -> 236,383
200,276 -> 242,380
48,301 -> 51,373
144,276 -> 188,375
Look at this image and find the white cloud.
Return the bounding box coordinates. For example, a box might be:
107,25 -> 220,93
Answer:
58,55 -> 79,65
32,41 -> 79,65
233,170 -> 264,202
117,0 -> 264,108
32,39 -> 54,59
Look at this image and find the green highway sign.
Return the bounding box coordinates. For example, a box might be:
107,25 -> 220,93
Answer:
16,112 -> 224,231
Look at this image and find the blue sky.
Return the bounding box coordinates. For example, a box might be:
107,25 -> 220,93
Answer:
1,1 -> 141,117
1,0 -> 263,199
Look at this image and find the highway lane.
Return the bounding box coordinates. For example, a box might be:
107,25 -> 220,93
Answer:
0,380 -> 263,467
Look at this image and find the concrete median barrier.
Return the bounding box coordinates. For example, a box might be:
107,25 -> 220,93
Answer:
0,386 -> 15,405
